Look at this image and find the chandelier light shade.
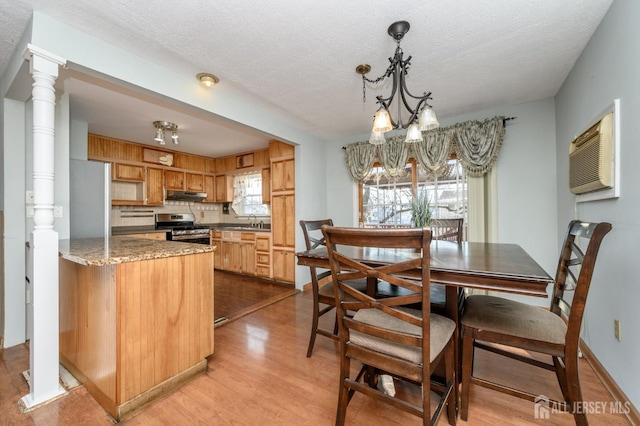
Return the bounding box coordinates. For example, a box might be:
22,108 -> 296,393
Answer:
368,130 -> 387,145
404,123 -> 423,143
153,121 -> 179,145
357,20 -> 439,144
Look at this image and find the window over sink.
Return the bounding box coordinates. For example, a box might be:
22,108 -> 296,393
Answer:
232,171 -> 270,217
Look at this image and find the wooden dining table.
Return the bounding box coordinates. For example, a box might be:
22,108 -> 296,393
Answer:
296,239 -> 554,412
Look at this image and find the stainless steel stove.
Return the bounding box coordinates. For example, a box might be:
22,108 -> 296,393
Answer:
155,213 -> 211,244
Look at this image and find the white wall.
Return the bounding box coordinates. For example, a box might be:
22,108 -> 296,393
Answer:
555,0 -> 639,409
2,98 -> 27,346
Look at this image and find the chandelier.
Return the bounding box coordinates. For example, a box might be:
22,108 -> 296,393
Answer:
153,121 -> 179,145
357,21 -> 439,145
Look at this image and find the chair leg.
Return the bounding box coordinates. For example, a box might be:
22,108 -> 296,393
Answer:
460,327 -> 474,421
563,356 -> 588,426
335,354 -> 350,426
444,339 -> 457,425
306,298 -> 321,357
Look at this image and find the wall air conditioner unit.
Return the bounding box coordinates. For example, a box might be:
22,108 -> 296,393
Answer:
569,99 -> 620,202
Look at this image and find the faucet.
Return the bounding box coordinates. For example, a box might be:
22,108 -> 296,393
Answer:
250,214 -> 257,227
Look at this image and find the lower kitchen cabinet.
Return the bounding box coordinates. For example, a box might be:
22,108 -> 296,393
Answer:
272,248 -> 295,283
221,240 -> 241,272
215,231 -> 266,276
255,234 -> 271,278
240,240 -> 256,275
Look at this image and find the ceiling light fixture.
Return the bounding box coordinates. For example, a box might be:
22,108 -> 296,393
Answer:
357,21 -> 439,145
153,121 -> 179,145
196,72 -> 219,87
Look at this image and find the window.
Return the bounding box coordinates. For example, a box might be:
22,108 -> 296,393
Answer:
231,171 -> 270,216
360,157 -> 467,231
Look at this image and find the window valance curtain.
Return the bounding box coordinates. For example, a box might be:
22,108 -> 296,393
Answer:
344,116 -> 505,181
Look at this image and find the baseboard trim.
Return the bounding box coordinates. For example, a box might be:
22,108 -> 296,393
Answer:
580,339 -> 639,425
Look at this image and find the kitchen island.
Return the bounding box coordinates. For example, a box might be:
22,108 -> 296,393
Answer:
58,236 -> 215,421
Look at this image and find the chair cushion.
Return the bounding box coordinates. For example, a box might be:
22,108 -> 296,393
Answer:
350,308 -> 455,364
461,295 -> 567,345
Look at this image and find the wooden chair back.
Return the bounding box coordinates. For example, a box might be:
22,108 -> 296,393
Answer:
321,226 -> 456,424
551,220 -> 613,351
430,218 -> 464,243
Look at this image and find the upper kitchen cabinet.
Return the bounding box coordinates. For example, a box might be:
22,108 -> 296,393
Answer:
88,134 -> 143,162
269,139 -> 295,192
165,170 -> 185,190
186,172 -> 204,191
113,163 -> 145,182
203,175 -> 216,203
271,159 -> 294,192
146,167 -> 164,206
215,175 -> 234,202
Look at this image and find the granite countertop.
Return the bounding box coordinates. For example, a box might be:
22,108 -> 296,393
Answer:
59,236 -> 215,266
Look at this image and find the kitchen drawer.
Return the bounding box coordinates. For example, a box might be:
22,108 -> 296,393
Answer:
256,252 -> 270,265
256,265 -> 271,278
241,232 -> 255,241
222,231 -> 240,240
212,231 -> 222,238
256,236 -> 270,251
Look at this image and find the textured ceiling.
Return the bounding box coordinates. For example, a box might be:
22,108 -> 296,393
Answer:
0,0 -> 613,157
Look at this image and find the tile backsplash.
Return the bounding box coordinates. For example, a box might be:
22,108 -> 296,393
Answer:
111,202 -> 271,227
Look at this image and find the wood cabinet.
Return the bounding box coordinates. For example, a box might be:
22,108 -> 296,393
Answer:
59,250 -> 213,421
269,139 -> 295,284
215,175 -> 234,202
165,171 -> 204,191
186,172 -> 204,191
271,194 -> 295,248
146,167 -> 164,205
272,248 -> 295,283
271,158 -> 295,192
211,231 -> 222,268
255,234 -> 271,278
214,231 -> 270,277
204,175 -> 216,203
221,240 -> 241,272
113,163 -> 145,182
261,168 -> 271,204
240,239 -> 256,275
165,170 -> 185,190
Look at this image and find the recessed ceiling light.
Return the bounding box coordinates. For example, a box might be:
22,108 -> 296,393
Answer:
196,73 -> 219,87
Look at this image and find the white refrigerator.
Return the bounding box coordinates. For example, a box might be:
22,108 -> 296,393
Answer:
69,159 -> 111,238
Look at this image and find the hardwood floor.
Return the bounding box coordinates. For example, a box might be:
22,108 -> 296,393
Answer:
0,290 -> 631,425
214,270 -> 298,324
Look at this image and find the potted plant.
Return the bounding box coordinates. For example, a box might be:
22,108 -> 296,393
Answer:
410,191 -> 432,228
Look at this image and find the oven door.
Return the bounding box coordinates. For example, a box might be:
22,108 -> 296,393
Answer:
170,234 -> 211,245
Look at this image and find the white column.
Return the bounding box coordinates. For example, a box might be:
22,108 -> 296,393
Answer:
20,44 -> 67,410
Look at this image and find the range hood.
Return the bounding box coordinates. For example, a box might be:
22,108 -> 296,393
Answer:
165,190 -> 207,202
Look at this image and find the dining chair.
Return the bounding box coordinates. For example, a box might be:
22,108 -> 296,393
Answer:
429,218 -> 465,315
299,219 -> 367,357
322,225 -> 457,426
460,220 -> 612,425
430,218 -> 464,243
